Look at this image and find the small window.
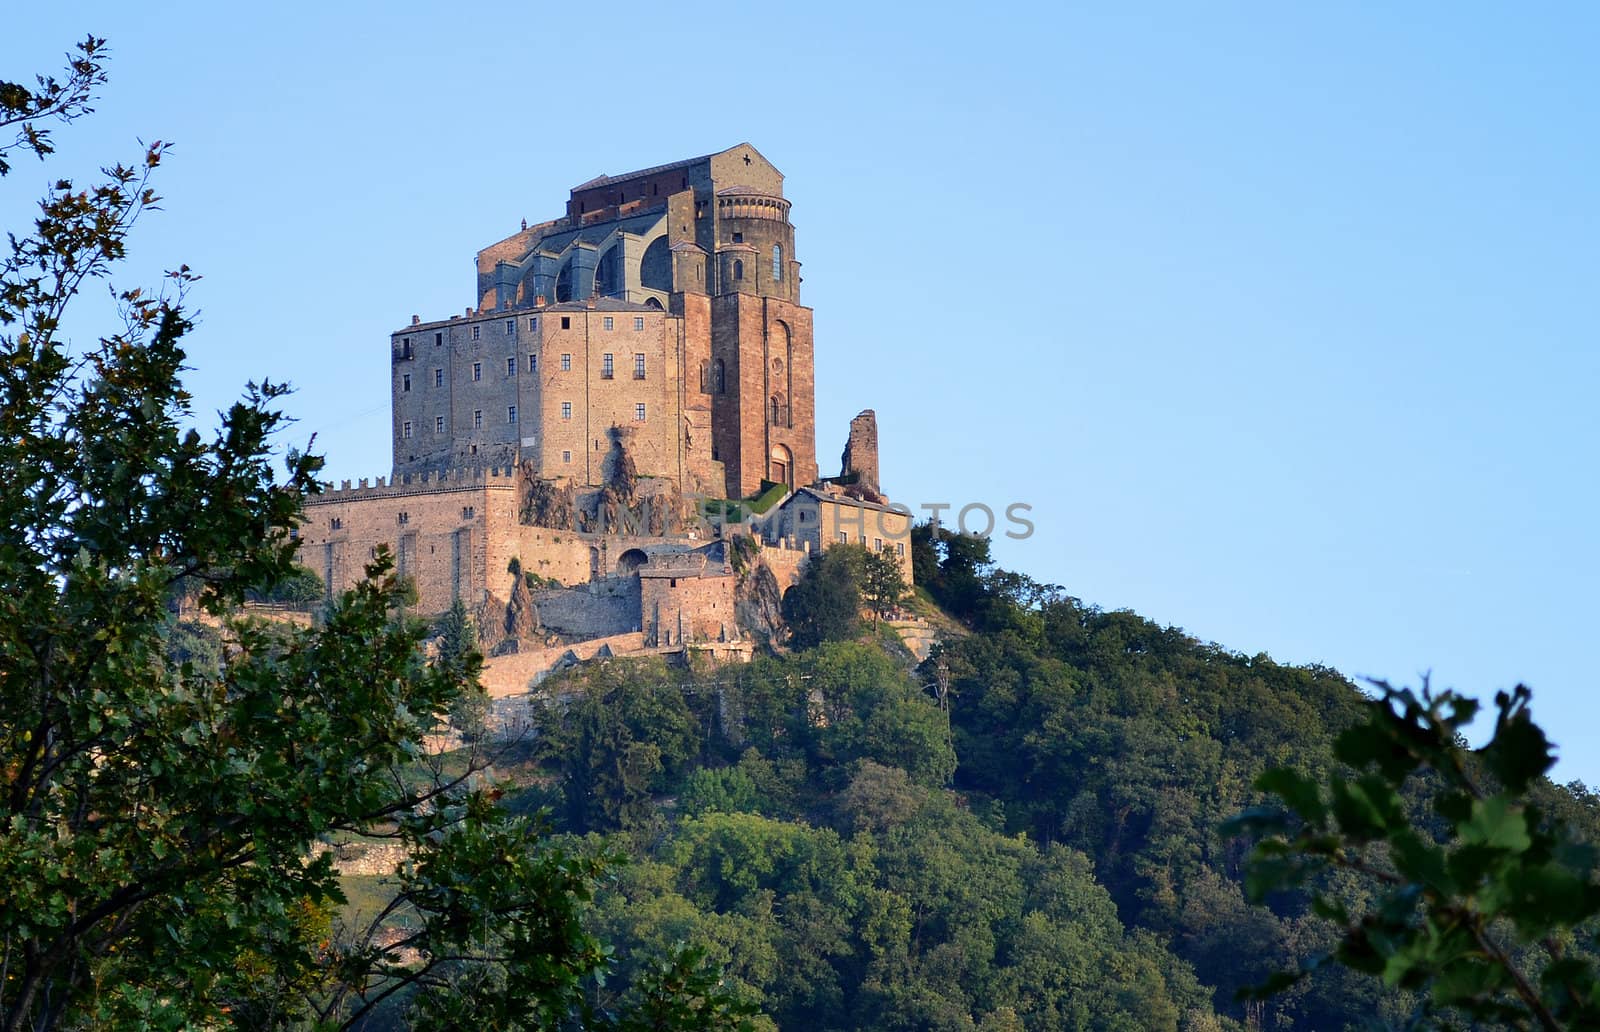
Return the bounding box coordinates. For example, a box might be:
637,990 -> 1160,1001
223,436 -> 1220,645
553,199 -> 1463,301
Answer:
773,243 -> 783,282
403,336 -> 411,348
402,373 -> 411,392
473,409 -> 483,429
562,450 -> 572,463
603,316 -> 614,331
434,368 -> 444,388
633,353 -> 645,379
875,538 -> 884,551
529,316 -> 538,331
462,506 -> 475,519
561,402 -> 573,420
896,542 -> 905,556
733,259 -> 743,281
602,353 -> 614,379
505,319 -> 515,334
837,532 -> 848,545
330,517 -> 342,530
435,415 -> 444,433
402,420 -> 413,439
732,232 -> 744,243
507,356 -> 516,376
799,511 -> 809,523
528,354 -> 538,372
471,325 -> 481,341
561,316 -> 571,329
634,316 -> 645,331
560,353 -> 571,371
435,332 -> 443,346
508,405 -> 517,424
634,403 -> 646,421
472,362 -> 482,382
398,512 -> 410,525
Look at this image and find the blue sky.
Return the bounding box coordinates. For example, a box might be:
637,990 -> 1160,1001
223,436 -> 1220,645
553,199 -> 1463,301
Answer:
6,3 -> 1598,780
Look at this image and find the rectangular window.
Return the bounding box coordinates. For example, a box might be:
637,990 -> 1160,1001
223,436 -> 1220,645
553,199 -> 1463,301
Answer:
875,538 -> 884,551
838,532 -> 848,545
435,415 -> 444,433
896,542 -> 905,556
527,354 -> 538,372
633,353 -> 645,379
402,373 -> 411,391
472,362 -> 482,382
529,317 -> 538,331
471,325 -> 481,341
634,403 -> 646,421
560,353 -> 571,371
462,506 -> 475,519
561,401 -> 572,420
473,409 -> 483,429
402,420 -> 412,439
603,316 -> 614,331
330,517 -> 342,530
507,405 -> 517,424
505,319 -> 515,334
403,336 -> 411,348
507,356 -> 516,376
434,368 -> 444,388
397,512 -> 409,525
633,316 -> 645,331
601,353 -> 614,379
435,332 -> 443,346
562,450 -> 571,463
561,316 -> 571,329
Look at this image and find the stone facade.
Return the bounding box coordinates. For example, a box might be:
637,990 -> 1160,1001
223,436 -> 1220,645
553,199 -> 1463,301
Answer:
392,143 -> 817,501
840,410 -> 880,497
762,487 -> 914,585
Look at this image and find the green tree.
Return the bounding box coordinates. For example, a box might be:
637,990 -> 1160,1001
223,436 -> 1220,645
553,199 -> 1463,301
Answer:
1226,682 -> 1600,1030
781,546 -> 862,649
0,40 -> 744,1032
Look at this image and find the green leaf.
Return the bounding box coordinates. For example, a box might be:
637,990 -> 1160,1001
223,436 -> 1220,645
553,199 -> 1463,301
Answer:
1458,796 -> 1532,854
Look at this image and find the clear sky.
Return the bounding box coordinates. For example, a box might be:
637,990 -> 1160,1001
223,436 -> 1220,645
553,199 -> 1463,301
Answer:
6,4 -> 1597,780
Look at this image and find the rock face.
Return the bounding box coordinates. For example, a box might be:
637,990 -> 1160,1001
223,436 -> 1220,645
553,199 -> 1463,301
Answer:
505,573 -> 539,639
735,559 -> 785,643
840,409 -> 880,497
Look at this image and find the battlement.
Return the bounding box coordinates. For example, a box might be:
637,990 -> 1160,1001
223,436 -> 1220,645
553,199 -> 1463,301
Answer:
309,465 -> 519,503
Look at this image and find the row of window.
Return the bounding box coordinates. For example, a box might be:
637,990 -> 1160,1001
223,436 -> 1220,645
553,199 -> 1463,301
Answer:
401,353 -> 647,391
401,400 -> 649,438
400,313 -> 650,352
834,533 -> 907,557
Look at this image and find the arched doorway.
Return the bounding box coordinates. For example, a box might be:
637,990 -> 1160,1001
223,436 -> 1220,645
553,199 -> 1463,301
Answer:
617,548 -> 649,575
769,444 -> 793,488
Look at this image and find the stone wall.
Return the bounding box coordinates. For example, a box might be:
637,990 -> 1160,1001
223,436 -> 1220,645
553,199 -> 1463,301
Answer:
533,579 -> 640,640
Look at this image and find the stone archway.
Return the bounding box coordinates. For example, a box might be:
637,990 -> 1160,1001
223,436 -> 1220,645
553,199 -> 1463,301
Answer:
617,548 -> 649,575
769,443 -> 793,488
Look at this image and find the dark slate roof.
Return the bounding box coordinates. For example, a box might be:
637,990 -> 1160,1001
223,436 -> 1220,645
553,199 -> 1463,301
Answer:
542,297 -> 661,313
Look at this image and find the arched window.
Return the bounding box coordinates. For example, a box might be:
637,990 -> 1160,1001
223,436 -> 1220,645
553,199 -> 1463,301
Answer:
699,360 -> 710,393
770,393 -> 787,427
713,358 -> 725,394
772,243 -> 783,283
733,259 -> 743,282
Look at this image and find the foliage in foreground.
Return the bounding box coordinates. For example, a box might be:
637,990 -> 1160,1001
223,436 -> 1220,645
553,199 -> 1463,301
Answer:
1228,684 -> 1600,1030
0,39 -> 752,1032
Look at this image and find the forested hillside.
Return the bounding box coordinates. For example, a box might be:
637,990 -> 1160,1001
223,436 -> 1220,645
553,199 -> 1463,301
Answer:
505,528 -> 1600,1030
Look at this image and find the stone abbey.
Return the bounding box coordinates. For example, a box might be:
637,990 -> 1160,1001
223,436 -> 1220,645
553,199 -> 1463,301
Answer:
300,145 -> 912,681
390,143 -> 817,500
